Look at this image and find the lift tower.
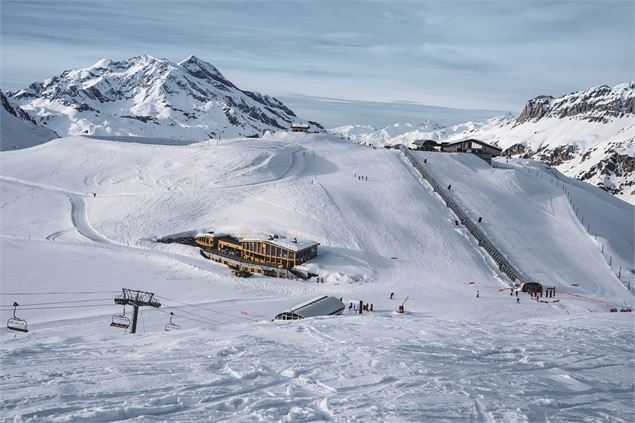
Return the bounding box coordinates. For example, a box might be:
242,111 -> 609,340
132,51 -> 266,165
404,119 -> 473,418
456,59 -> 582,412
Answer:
114,289 -> 161,334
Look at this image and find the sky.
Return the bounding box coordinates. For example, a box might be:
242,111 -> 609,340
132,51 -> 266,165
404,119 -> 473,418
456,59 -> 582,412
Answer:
1,0 -> 633,127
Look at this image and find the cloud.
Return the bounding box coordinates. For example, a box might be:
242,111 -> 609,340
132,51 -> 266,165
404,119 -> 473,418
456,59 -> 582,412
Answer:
1,0 -> 632,125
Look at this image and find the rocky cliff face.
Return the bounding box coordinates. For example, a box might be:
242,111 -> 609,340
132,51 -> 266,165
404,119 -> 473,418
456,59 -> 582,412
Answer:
515,83 -> 634,124
1,90 -> 59,150
6,55 -> 320,140
507,83 -> 635,202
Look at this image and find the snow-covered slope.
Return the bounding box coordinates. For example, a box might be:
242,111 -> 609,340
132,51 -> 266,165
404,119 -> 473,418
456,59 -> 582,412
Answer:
1,134 -> 630,318
1,91 -> 58,150
5,55 -> 321,140
1,134 -> 633,421
332,83 -> 635,204
418,152 -> 634,285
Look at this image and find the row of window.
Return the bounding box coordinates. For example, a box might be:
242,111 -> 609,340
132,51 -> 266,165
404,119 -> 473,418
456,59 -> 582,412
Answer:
242,242 -> 295,259
243,251 -> 295,265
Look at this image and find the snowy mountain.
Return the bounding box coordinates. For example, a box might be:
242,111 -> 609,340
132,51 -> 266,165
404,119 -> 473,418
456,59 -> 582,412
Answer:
5,55 -> 321,140
332,83 -> 635,204
1,90 -> 58,150
330,121 -> 446,146
515,82 -> 634,124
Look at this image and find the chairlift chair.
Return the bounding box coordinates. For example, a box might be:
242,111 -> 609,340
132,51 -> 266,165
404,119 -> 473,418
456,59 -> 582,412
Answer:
165,312 -> 181,331
7,302 -> 29,333
110,305 -> 130,329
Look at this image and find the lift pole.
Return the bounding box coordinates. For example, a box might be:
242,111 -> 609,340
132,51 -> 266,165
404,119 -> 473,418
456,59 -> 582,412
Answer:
114,289 -> 161,334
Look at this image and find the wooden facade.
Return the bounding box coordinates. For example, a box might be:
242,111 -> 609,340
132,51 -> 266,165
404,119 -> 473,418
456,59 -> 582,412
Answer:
196,233 -> 319,270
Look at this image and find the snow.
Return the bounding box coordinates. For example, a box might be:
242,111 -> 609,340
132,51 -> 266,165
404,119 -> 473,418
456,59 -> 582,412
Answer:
6,55 -> 312,141
1,133 -> 633,421
241,235 -> 319,252
329,84 -> 635,205
0,102 -> 58,151
416,151 -> 633,299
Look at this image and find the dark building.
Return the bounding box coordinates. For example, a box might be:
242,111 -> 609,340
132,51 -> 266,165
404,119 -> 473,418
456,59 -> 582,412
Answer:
290,123 -> 310,133
410,139 -> 440,151
441,139 -> 502,164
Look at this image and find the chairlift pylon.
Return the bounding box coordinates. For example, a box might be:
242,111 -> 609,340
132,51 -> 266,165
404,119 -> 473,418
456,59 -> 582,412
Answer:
7,302 -> 29,333
165,312 -> 181,331
110,305 -> 130,329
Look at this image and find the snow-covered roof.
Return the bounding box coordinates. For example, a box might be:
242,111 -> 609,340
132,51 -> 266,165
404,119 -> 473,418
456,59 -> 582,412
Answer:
195,232 -> 228,238
240,235 -> 319,252
274,296 -> 345,320
446,139 -> 502,152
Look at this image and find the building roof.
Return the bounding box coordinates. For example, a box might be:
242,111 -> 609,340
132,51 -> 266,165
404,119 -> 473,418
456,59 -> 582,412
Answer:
445,139 -> 502,153
240,235 -> 319,252
274,296 -> 345,320
412,139 -> 438,146
195,232 -> 228,238
290,123 -> 310,129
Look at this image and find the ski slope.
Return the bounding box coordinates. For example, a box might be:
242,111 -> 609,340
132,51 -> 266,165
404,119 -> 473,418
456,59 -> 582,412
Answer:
1,133 -> 633,421
415,151 -> 632,306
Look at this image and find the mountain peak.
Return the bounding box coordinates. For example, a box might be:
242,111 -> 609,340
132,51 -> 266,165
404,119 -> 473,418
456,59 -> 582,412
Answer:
180,54 -> 202,64
178,55 -> 225,80
515,82 -> 634,125
5,54 -> 316,140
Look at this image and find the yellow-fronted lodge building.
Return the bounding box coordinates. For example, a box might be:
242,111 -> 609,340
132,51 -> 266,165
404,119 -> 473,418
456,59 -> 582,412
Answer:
195,232 -> 319,270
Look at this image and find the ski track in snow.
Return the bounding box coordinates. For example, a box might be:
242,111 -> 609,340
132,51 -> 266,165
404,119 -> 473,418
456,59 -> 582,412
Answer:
0,134 -> 633,422
1,314 -> 633,422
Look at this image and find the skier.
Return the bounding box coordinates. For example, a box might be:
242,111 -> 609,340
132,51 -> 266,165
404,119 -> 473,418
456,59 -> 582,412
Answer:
515,291 -> 519,297
510,290 -> 513,296
93,192 -> 96,198
476,290 -> 480,298
516,297 -> 520,304
390,292 -> 394,300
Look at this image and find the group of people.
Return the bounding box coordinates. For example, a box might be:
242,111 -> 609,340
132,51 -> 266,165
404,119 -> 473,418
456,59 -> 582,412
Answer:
348,302 -> 373,312
354,173 -> 368,181
476,288 -> 521,303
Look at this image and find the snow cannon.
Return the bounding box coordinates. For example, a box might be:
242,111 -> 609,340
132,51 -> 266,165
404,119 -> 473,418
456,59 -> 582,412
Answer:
397,296 -> 409,314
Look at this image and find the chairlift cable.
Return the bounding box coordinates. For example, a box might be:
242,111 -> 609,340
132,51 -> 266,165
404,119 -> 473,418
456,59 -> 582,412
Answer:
151,307 -> 220,327
1,291 -> 120,295
151,306 -> 223,325
155,295 -> 259,322
0,298 -> 113,307
0,304 -> 114,311
159,306 -> 224,325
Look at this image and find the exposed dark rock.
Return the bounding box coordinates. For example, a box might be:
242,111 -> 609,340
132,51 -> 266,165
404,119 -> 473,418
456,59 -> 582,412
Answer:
514,82 -> 634,125
4,54 -> 322,138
